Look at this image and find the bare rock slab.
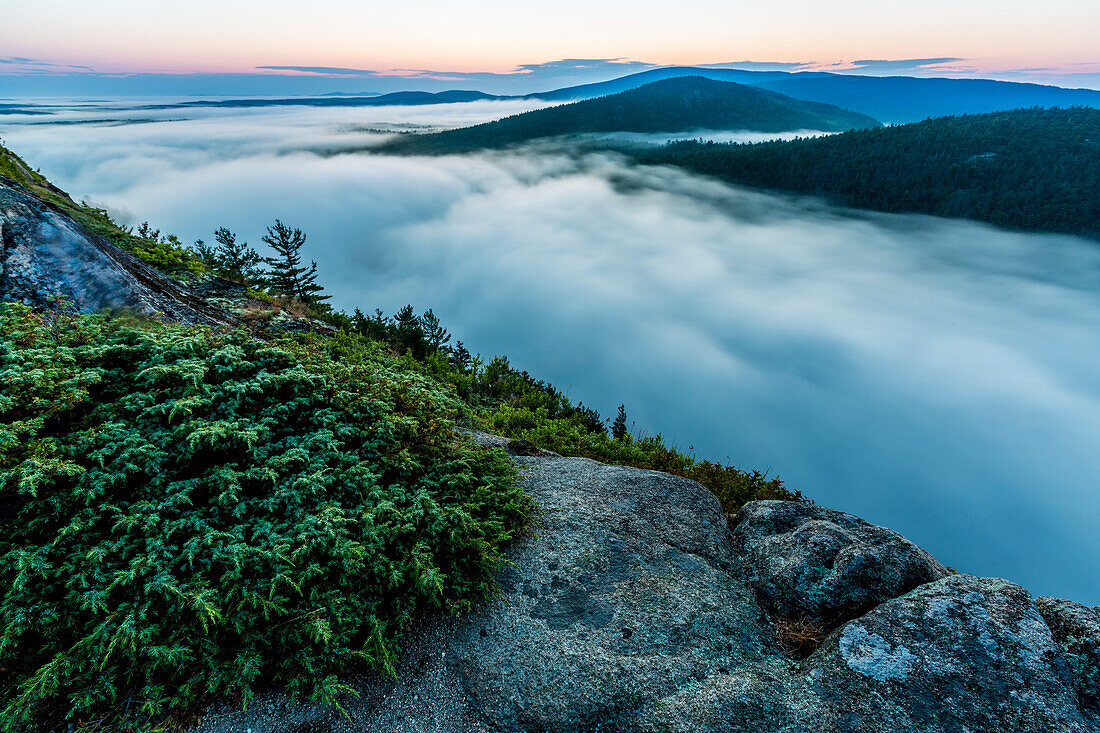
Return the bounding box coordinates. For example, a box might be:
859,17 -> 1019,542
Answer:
445,456 -> 777,731
1,178 -> 234,325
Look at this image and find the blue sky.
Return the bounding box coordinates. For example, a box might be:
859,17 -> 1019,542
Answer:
1,0 -> 1098,96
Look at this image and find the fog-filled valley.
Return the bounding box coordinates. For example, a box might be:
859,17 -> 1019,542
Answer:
2,99 -> 1099,605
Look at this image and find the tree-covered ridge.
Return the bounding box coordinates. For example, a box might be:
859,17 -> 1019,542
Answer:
377,76 -> 881,155
0,305 -> 531,730
638,107 -> 1100,239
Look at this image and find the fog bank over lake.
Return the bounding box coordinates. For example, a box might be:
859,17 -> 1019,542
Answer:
3,101 -> 1098,603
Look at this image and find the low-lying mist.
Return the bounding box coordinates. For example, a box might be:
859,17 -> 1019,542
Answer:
3,102 -> 1099,603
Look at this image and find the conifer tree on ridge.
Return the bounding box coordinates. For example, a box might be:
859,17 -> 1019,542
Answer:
262,220 -> 330,305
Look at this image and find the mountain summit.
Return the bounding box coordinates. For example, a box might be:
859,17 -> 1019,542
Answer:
378,76 -> 881,154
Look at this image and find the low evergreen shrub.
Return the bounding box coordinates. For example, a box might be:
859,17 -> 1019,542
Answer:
0,305 -> 531,730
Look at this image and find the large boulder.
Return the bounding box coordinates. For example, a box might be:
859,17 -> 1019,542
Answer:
805,574 -> 1091,732
1037,597 -> 1100,716
731,500 -> 948,627
190,452 -> 1099,733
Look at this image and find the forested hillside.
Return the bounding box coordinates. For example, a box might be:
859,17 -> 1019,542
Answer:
639,107 -> 1100,238
378,76 -> 880,154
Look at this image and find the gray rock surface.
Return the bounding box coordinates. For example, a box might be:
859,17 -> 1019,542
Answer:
806,574 -> 1091,732
1038,597 -> 1100,716
731,500 -> 949,628
443,457 -> 775,731
192,455 -> 782,732
189,451 -> 1100,733
1,177 -> 234,325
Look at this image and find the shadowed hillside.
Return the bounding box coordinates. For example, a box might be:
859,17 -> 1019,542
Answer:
529,67 -> 1100,123
377,76 -> 881,154
639,106 -> 1100,239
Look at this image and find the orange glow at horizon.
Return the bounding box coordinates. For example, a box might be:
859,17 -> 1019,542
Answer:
2,0 -> 1096,81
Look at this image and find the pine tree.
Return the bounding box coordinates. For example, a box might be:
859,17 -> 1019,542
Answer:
394,304 -> 425,357
420,308 -> 451,353
261,220 -> 330,304
451,341 -> 473,373
212,227 -> 264,284
612,404 -> 629,441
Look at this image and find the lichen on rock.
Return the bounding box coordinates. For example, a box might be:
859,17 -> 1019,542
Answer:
1037,596 -> 1100,716
837,624 -> 916,682
806,574 -> 1091,732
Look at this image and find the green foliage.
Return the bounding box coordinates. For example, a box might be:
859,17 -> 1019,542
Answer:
194,228 -> 265,284
0,305 -> 531,731
639,106 -> 1100,239
262,220 -> 330,306
129,228 -> 207,275
478,402 -> 802,516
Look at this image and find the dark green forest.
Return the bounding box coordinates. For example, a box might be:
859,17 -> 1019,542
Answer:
378,76 -> 880,154
638,107 -> 1100,239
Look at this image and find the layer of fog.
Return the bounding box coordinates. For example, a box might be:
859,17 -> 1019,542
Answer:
0,98 -> 558,170
2,103 -> 1099,604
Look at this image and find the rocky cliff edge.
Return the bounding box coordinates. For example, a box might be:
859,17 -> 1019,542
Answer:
190,437 -> 1100,733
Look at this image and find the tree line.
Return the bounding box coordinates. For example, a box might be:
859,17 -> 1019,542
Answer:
637,106 -> 1100,239
181,220 -> 630,440
189,220 -> 330,307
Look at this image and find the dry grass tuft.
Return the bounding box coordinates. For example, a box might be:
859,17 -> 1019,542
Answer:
775,616 -> 828,659
275,296 -> 313,318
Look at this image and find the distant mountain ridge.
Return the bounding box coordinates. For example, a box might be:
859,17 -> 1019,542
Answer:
521,67 -> 1100,123
376,76 -> 880,154
526,66 -> 809,100
751,74 -> 1100,123
137,89 -> 505,110
42,66 -> 1095,125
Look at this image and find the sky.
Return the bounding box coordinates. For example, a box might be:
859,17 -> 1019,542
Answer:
2,0 -> 1099,96
2,101 -> 1098,603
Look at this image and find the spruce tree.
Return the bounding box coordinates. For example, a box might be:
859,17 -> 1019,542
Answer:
261,220 -> 330,305
451,341 -> 473,373
191,238 -> 218,268
212,227 -> 264,284
394,304 -> 425,357
612,404 -> 629,441
420,308 -> 451,353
